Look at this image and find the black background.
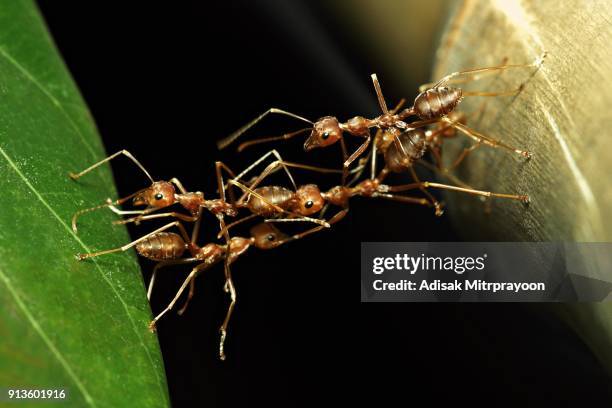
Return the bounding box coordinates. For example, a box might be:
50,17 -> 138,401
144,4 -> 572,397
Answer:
37,1 -> 612,407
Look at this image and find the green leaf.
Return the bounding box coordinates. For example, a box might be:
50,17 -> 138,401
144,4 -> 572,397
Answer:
0,1 -> 169,407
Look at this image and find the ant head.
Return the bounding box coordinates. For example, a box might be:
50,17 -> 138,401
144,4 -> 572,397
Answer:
133,181 -> 176,208
228,237 -> 253,262
295,184 -> 325,215
304,116 -> 342,151
250,223 -> 289,250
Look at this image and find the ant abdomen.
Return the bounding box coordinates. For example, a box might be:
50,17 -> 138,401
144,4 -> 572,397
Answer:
136,232 -> 187,261
384,129 -> 428,172
413,87 -> 462,120
247,186 -> 294,217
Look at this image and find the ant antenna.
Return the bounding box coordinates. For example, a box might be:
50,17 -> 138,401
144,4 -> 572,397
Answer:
217,108 -> 313,150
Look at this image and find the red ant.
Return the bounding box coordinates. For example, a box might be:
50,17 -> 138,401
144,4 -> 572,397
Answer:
75,215 -> 289,360
70,150 -> 344,358
70,150 -> 337,232
217,55 -> 545,184
69,150 -> 237,233
219,136 -> 530,242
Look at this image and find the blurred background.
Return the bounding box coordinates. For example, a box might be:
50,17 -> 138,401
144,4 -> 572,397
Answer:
37,1 -> 612,406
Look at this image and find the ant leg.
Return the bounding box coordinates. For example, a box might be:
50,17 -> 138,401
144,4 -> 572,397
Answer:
107,205 -> 148,216
190,206 -> 206,244
218,261 -> 236,361
238,157 -> 350,195
232,150 -> 274,183
442,117 -> 531,158
375,167 -> 390,183
113,212 -> 199,225
71,189 -> 149,233
75,221 -> 190,260
386,181 -> 529,203
276,161 -> 343,175
346,156 -> 368,187
417,159 -> 474,190
69,149 -> 154,183
237,158 -> 344,193
218,108 -> 313,150
232,150 -> 298,192
431,53 -> 546,88
216,214 -> 258,239
215,161 -> 239,205
342,132 -> 371,185
267,208 -> 350,247
428,145 -> 445,171
417,58 -> 510,91
409,167 -> 444,216
462,88 -> 523,97
370,74 -> 390,114
370,135 -> 378,180
149,262 -> 209,332
458,55 -> 543,97
263,158 -> 352,188
177,279 -> 196,316
319,203 -> 330,218
72,202 -> 118,233
449,142 -> 482,170
221,155 -> 299,210
216,211 -> 236,361
390,98 -> 407,114
169,177 -> 188,194
373,193 -> 432,207
365,98 -> 404,181
263,217 -> 333,225
148,258 -> 199,301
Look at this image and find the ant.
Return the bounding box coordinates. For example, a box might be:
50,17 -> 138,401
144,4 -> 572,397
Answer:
218,55 -> 545,184
220,132 -> 530,241
70,150 -> 336,233
70,149 -> 343,358
75,213 -> 289,360
218,152 -> 435,238
201,145 -> 428,237
69,150 -> 236,233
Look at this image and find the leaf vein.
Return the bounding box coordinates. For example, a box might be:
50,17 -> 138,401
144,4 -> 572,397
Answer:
0,266 -> 96,407
0,46 -> 98,160
0,145 -> 166,401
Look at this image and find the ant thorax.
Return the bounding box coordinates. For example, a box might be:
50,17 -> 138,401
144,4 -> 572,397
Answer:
374,126 -> 402,152
343,116 -> 370,136
322,185 -> 351,207
176,192 -> 205,215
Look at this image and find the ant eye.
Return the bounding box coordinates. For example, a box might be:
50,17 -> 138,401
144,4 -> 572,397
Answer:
154,193 -> 164,200
267,234 -> 276,241
305,200 -> 314,209
321,131 -> 330,140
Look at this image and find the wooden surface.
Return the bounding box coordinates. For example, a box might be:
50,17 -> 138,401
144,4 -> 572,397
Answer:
334,0 -> 612,374
432,1 -> 612,242
426,0 -> 612,374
